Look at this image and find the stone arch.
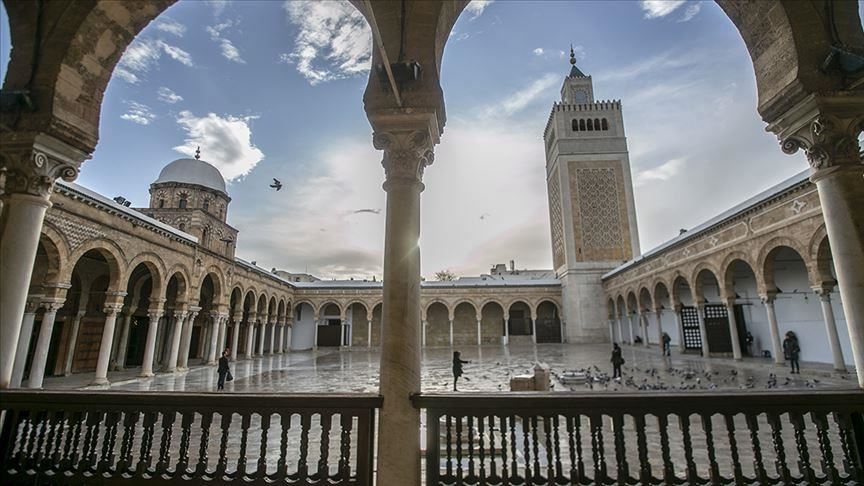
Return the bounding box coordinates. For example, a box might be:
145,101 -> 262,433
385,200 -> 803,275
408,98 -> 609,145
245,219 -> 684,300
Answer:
256,293 -> 269,316
425,301 -> 451,346
757,236 -> 815,291
535,299 -> 562,343
478,297 -> 505,313
638,287 -> 653,312
719,251 -> 756,299
670,273 -> 693,306
35,229 -> 67,287
479,300 -> 505,344
124,252 -> 167,298
203,266 -> 226,304
423,299 -> 451,321
345,300 -> 371,316
607,297 -> 617,319
808,225 -> 835,286
292,299 -> 317,316
63,239 -> 126,291
625,291 -> 639,315
452,300 -> 478,345
165,270 -> 189,306
690,262 -> 721,302
651,278 -> 670,309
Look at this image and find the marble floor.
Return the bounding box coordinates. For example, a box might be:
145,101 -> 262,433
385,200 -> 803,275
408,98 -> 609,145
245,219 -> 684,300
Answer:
41,343 -> 857,393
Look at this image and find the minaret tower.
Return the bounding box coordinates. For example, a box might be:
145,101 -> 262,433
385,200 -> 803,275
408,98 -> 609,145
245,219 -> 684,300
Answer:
543,47 -> 640,343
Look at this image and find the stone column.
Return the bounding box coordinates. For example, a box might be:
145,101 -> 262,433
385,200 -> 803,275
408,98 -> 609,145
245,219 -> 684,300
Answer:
217,315 -> 228,355
244,312 -> 257,357
616,316 -> 625,345
531,313 -> 538,344
373,126 -> 435,485
760,294 -> 784,364
639,312 -> 649,347
11,299 -> 41,388
724,298 -> 743,361
26,300 -> 64,388
63,310 -> 85,376
503,314 -> 510,345
367,317 -> 373,347
285,318 -> 293,351
268,316 -> 277,353
178,310 -> 198,370
166,310 -> 187,373
93,299 -> 126,385
204,314 -> 218,365
421,320 -> 427,347
448,319 -> 454,347
275,321 -> 284,353
476,319 -> 482,345
674,304 -> 685,350
113,312 -> 134,371
775,108 -> 863,385
0,136 -> 84,389
140,307 -> 164,377
695,303 -> 710,358
654,310 -> 663,349
312,312 -> 319,350
231,311 -> 242,360
256,319 -> 266,356
814,287 -> 846,371
628,313 -> 636,345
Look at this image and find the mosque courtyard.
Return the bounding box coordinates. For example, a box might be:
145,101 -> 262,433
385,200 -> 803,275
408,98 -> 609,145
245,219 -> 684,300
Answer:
42,344 -> 857,394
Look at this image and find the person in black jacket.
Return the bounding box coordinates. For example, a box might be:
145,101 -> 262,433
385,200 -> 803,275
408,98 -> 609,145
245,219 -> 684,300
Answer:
611,343 -> 624,379
783,331 -> 801,374
217,349 -> 231,391
452,351 -> 470,391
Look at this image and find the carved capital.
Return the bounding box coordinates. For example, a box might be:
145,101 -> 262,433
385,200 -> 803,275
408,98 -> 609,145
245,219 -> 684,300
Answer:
0,133 -> 87,199
778,112 -> 862,172
759,292 -> 777,305
41,300 -> 66,314
103,303 -> 125,316
373,129 -> 435,187
173,311 -> 188,321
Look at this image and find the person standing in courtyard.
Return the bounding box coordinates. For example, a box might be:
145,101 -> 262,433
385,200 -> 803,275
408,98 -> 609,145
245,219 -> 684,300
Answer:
452,351 -> 470,391
611,343 -> 624,379
783,331 -> 801,374
662,332 -> 671,356
217,349 -> 231,391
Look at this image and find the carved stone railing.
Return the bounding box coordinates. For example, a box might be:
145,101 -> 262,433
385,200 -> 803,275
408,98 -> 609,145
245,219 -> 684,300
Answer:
0,390 -> 380,485
414,391 -> 864,485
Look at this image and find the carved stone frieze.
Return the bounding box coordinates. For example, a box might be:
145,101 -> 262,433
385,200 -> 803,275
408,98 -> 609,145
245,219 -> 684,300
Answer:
780,114 -> 862,171
373,129 -> 435,186
0,133 -> 87,199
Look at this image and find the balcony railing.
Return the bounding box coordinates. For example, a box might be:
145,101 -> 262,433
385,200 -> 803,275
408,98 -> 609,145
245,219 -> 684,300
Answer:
414,391 -> 864,486
0,390 -> 380,485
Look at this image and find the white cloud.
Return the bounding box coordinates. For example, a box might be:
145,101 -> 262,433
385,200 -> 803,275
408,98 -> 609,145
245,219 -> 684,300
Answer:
114,39 -> 193,83
678,3 -> 701,22
206,0 -> 229,17
219,39 -> 245,63
533,48 -> 544,56
465,0 -> 495,20
173,111 -> 265,181
634,158 -> 686,186
596,51 -> 700,82
281,1 -> 371,85
120,101 -> 156,125
639,0 -> 687,19
156,18 -> 186,37
206,20 -> 246,64
157,87 -> 183,104
486,73 -> 559,117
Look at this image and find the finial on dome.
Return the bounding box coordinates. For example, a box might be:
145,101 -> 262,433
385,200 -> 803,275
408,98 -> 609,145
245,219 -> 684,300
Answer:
195,146 -> 201,160
569,44 -> 576,65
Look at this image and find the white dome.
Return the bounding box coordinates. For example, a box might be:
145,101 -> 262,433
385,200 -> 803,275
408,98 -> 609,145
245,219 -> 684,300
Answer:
154,158 -> 227,194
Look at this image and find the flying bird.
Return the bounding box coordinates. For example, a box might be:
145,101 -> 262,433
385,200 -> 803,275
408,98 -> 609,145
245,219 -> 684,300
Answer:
353,208 -> 381,215
270,178 -> 283,191
480,212 -> 491,221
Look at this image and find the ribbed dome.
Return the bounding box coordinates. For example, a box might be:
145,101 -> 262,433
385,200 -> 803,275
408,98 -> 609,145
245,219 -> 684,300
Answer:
154,158 -> 227,194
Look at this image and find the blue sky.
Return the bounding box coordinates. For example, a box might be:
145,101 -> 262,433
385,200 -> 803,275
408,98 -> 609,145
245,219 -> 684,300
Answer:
1,1 -> 827,279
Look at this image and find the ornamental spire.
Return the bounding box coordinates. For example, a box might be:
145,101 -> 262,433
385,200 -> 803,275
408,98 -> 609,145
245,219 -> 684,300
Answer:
568,44 -> 586,78
195,146 -> 201,160
570,44 -> 576,65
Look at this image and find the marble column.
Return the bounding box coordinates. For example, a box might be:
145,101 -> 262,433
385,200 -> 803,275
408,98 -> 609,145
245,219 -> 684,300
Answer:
244,313 -> 257,358
628,313 -> 636,345
178,311 -> 197,370
207,315 -> 220,365
503,314 -> 510,345
274,322 -> 282,353
219,316 -> 229,354
639,312 -> 649,347
448,319 -> 454,347
421,320 -> 427,347
93,300 -> 126,385
616,316 -> 625,345
695,304 -> 710,358
166,310 -> 187,372
761,294 -> 784,364
140,308 -> 164,377
312,313 -> 319,350
230,311 -> 242,360
814,287 -> 846,371
531,315 -> 538,344
63,310 -> 85,376
268,317 -> 277,353
26,300 -> 64,388
773,105 -> 863,386
373,126 -> 434,485
654,310 -> 663,349
11,299 -> 41,388
257,320 -> 266,356
0,136 -> 84,389
674,304 -> 685,350
367,317 -> 373,347
285,318 -> 293,351
113,312 -> 134,371
476,319 -> 482,345
724,299 -> 743,360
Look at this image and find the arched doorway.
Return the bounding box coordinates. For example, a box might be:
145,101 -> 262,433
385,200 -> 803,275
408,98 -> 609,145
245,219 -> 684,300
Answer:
317,303 -> 342,347
535,301 -> 561,343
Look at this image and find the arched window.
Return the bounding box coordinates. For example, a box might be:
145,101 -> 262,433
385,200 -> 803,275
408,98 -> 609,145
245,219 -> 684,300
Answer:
158,199 -> 165,208
203,199 -> 210,211
594,118 -> 600,130
587,119 -> 594,131
579,119 -> 586,131
179,223 -> 186,232
178,197 -> 187,209
201,227 -> 208,245
601,118 -> 609,131
571,119 -> 578,131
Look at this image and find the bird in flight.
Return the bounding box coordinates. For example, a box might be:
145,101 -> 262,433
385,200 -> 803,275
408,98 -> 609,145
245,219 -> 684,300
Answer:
270,178 -> 283,191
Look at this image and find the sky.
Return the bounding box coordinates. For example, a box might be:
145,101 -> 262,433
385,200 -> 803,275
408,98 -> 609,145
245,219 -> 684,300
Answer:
0,0 -> 832,280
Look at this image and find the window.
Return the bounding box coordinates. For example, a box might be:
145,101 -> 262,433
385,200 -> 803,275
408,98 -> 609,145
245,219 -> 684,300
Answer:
201,227 -> 208,245
179,223 -> 186,232
602,118 -> 609,131
179,198 -> 187,209
571,119 -> 578,131
587,119 -> 594,131
158,199 -> 165,208
594,118 -> 600,130
579,119 -> 586,131
203,199 -> 210,211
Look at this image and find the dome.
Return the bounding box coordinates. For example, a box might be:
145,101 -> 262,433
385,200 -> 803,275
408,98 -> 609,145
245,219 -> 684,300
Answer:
154,158 -> 227,194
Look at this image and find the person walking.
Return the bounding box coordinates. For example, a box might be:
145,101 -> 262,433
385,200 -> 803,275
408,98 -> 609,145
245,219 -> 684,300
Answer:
662,332 -> 671,356
783,331 -> 800,374
611,343 -> 624,379
452,351 -> 471,391
217,348 -> 231,390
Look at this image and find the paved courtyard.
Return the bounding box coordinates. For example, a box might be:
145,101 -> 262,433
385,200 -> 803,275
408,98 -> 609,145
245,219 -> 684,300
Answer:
42,343 -> 857,393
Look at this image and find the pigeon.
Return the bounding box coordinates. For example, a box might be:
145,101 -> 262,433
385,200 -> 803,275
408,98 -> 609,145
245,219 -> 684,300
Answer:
270,178 -> 283,191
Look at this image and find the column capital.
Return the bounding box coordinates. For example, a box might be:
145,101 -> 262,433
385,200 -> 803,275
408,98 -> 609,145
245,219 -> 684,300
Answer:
173,310 -> 188,321
0,132 -> 88,199
759,292 -> 778,305
103,290 -> 128,307
812,285 -> 834,302
103,303 -> 124,316
767,96 -> 863,178
40,299 -> 65,313
721,297 -> 736,308
373,128 -> 435,188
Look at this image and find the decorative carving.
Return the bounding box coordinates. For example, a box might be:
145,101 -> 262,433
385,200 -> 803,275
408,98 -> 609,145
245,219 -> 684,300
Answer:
575,167 -> 622,250
45,213 -> 107,250
373,130 -> 434,185
1,146 -> 80,199
780,114 -> 862,171
790,199 -> 806,215
548,169 -> 565,269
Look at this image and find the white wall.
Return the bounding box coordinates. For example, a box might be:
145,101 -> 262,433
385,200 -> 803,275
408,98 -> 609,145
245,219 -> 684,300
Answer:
291,303 -> 315,351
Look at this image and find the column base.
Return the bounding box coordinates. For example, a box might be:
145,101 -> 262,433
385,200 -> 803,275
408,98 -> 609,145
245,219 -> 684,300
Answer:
90,378 -> 110,386
139,372 -> 154,378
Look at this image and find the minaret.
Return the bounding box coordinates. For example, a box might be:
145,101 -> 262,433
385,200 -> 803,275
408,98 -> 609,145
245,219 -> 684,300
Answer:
543,48 -> 640,343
